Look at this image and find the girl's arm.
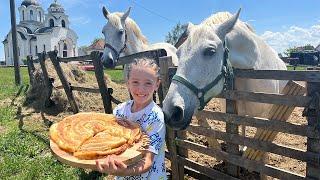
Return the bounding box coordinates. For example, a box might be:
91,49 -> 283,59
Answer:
96,151 -> 154,176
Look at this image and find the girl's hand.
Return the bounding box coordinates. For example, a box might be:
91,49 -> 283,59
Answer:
116,118 -> 128,126
96,155 -> 127,175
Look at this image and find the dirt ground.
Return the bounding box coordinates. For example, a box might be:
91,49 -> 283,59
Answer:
10,64 -> 307,180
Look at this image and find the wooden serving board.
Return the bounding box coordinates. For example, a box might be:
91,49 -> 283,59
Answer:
50,139 -> 145,170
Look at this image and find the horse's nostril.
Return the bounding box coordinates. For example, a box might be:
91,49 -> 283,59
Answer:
102,58 -> 114,68
172,106 -> 184,122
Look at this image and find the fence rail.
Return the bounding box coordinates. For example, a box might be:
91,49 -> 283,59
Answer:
234,69 -> 320,82
164,67 -> 320,179
197,110 -> 320,139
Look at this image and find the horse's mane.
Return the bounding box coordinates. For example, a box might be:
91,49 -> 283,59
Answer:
108,12 -> 148,44
201,11 -> 255,33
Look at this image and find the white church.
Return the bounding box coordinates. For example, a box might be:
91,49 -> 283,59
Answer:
3,0 -> 78,65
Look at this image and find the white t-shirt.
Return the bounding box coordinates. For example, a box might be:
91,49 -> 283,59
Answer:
113,100 -> 167,180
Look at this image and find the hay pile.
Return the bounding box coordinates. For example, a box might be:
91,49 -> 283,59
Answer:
25,59 -> 129,113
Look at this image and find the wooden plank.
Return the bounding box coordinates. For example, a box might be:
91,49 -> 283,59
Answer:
225,76 -> 240,177
68,86 -> 121,105
26,55 -> 35,84
177,156 -> 239,180
71,86 -> 100,93
186,125 -> 320,165
234,69 -> 320,82
176,139 -> 306,180
196,111 -> 320,139
159,56 -> 173,98
116,49 -> 167,66
218,90 -> 311,107
91,51 -> 112,114
39,52 -> 54,108
50,139 -> 144,169
166,128 -> 183,180
59,54 -> 92,62
245,81 -> 306,160
306,82 -> 320,179
48,51 -> 79,113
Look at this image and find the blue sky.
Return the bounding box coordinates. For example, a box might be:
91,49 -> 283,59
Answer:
1,0 -> 320,61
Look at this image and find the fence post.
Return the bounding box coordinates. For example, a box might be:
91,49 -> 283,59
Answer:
225,77 -> 240,177
48,50 -> 79,113
91,51 -> 113,114
159,58 -> 183,179
38,52 -> 53,107
306,82 -> 320,179
26,55 -> 35,85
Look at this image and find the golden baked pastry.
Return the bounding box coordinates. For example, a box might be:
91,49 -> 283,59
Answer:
49,112 -> 142,159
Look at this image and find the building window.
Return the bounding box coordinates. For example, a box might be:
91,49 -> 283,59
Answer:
61,20 -> 66,28
39,11 -> 42,22
35,45 -> 38,54
18,46 -> 20,56
43,44 -> 46,52
30,10 -> 33,20
49,19 -> 54,27
22,10 -> 25,21
63,43 -> 67,57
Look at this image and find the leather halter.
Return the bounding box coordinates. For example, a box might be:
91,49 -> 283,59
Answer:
172,41 -> 234,110
104,29 -> 128,61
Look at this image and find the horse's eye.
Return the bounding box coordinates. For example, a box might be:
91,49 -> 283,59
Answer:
119,29 -> 124,35
203,47 -> 216,56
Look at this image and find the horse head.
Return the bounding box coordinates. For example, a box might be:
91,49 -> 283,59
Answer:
163,9 -> 241,130
101,6 -> 131,67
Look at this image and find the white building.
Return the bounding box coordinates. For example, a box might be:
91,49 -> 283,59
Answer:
3,0 -> 78,65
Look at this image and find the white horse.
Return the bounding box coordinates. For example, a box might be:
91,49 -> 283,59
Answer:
163,9 -> 287,130
101,7 -> 178,70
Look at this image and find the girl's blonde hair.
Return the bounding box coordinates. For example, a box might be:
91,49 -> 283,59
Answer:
124,58 -> 160,81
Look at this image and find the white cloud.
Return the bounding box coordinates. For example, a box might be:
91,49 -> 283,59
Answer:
69,16 -> 90,25
261,23 -> 320,54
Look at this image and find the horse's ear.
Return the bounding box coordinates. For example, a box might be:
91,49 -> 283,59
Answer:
121,7 -> 131,21
102,6 -> 110,20
186,22 -> 195,35
174,22 -> 194,48
216,8 -> 241,39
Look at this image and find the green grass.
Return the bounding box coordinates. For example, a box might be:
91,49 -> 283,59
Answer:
0,67 -> 105,179
104,68 -> 124,83
286,65 -> 307,71
86,66 -> 125,84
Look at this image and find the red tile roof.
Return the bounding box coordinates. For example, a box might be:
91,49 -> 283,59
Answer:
88,39 -> 105,50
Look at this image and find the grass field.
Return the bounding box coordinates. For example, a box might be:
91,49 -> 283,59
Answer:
0,67 -> 123,179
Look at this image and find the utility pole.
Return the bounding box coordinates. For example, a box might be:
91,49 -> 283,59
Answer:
10,0 -> 21,85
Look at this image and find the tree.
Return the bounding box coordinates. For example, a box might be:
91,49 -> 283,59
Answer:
165,22 -> 187,46
284,44 -> 315,56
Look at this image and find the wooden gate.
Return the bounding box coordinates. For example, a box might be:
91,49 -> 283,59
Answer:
163,67 -> 320,179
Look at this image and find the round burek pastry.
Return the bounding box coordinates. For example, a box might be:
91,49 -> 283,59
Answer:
50,112 -> 142,159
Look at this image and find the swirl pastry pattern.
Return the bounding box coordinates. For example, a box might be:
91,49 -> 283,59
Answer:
50,112 -> 143,159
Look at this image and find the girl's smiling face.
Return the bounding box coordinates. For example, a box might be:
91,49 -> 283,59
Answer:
127,67 -> 160,112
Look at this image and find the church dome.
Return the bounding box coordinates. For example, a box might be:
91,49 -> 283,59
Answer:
49,0 -> 64,13
21,0 -> 39,7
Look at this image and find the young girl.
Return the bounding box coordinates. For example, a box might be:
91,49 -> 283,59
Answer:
96,58 -> 167,179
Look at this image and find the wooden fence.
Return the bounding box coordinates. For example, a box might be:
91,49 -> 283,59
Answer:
27,51 -> 116,113
26,50 -> 320,179
163,67 -> 320,180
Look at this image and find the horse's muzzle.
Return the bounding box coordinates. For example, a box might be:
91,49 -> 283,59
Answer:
102,56 -> 115,68
163,105 -> 192,130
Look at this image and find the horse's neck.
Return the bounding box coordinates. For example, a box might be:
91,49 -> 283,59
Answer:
124,29 -> 149,55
